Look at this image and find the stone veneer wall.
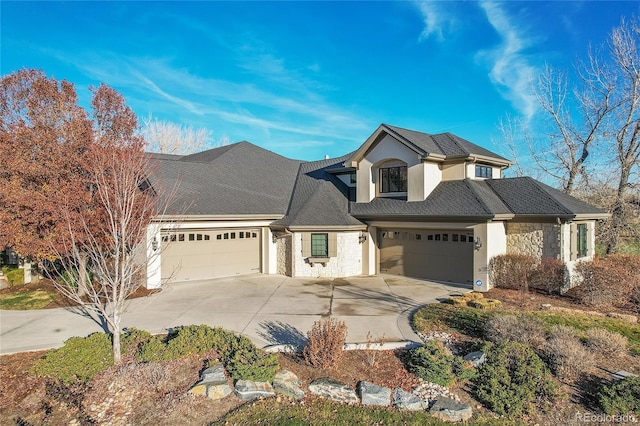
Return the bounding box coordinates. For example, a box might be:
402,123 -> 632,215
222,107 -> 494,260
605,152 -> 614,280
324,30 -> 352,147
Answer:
276,234 -> 292,276
506,222 -> 561,259
292,231 -> 362,278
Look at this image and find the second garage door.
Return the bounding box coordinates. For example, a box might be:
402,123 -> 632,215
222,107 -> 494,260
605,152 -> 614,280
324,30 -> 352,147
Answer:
379,229 -> 473,284
161,229 -> 260,283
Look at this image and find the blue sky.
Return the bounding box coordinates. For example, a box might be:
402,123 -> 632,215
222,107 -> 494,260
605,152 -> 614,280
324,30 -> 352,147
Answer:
2,1 -> 639,165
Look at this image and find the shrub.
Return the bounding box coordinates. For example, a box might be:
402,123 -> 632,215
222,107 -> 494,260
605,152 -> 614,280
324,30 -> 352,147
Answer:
544,325 -> 595,380
4,267 -> 24,286
575,254 -> 640,312
484,314 -> 547,350
489,254 -> 537,291
219,334 -> 279,382
597,376 -> 640,415
406,340 -> 455,386
473,342 -> 558,417
467,299 -> 502,310
452,356 -> 477,382
136,325 -> 279,382
32,332 -> 113,384
585,328 -> 629,358
530,257 -> 565,295
121,328 -> 153,360
303,318 -> 347,369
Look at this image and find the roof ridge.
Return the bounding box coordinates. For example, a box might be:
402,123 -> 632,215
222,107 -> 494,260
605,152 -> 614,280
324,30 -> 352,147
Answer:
381,123 -> 426,155
463,179 -> 493,215
443,133 -> 467,156
527,178 -> 573,215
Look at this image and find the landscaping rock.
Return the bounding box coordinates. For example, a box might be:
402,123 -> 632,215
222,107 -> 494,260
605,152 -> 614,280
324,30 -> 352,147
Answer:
463,351 -> 486,368
273,369 -> 305,400
188,363 -> 232,400
392,388 -> 427,411
413,381 -> 460,403
429,396 -> 473,422
357,381 -> 391,406
308,377 -> 358,404
201,364 -> 226,383
234,380 -> 275,401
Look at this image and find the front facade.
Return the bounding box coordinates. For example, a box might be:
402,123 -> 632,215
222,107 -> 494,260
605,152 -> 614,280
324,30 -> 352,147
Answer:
146,124 -> 607,291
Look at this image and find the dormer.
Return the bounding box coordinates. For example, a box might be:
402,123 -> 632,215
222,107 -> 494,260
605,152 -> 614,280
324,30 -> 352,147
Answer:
345,124 -> 512,203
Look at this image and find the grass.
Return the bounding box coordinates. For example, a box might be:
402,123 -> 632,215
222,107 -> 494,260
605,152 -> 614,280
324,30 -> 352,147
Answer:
212,397 -> 517,425
0,290 -> 57,310
413,304 -> 640,355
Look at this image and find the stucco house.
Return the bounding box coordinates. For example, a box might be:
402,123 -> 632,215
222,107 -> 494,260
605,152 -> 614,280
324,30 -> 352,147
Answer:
145,123 -> 608,291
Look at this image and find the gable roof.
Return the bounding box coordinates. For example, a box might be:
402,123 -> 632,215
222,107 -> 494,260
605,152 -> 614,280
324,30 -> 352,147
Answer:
346,123 -> 512,166
149,142 -> 302,217
271,155 -> 366,230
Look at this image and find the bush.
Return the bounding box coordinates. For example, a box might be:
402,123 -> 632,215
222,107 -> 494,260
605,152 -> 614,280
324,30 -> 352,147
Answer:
136,324 -> 279,382
473,342 -> 558,417
597,376 -> 640,415
489,254 -> 537,291
32,332 -> 113,384
544,325 -> 595,380
530,257 -> 565,295
406,340 -> 455,386
4,266 -> 24,286
585,328 -> 629,357
575,254 -> 640,312
484,314 -> 547,350
303,318 -> 347,369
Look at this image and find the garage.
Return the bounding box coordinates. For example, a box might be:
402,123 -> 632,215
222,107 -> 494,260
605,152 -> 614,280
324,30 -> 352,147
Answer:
161,229 -> 260,283
379,228 -> 474,284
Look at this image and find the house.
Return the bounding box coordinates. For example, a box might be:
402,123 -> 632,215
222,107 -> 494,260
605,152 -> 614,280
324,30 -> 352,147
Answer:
145,123 -> 608,291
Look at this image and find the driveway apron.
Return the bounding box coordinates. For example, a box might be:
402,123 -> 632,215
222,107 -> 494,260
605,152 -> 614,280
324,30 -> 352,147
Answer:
0,274 -> 466,354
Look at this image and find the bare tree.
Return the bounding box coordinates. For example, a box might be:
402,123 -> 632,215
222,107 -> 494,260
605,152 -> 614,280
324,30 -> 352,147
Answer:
141,115 -> 214,155
51,84 -> 180,364
601,17 -> 640,253
531,64 -> 612,195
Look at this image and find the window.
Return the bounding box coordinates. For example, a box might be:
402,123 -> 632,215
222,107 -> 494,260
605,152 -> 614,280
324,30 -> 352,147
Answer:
380,166 -> 408,193
475,165 -> 492,178
311,233 -> 329,257
452,234 -> 459,242
577,224 -> 588,258
178,234 -> 184,242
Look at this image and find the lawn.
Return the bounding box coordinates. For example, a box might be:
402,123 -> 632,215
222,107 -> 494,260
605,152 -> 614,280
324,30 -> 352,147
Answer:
0,290 -> 58,310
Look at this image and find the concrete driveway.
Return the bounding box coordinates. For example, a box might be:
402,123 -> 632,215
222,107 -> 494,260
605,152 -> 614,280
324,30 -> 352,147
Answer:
0,274 -> 468,355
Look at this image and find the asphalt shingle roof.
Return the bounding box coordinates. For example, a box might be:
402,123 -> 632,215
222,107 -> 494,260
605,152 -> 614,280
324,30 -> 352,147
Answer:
149,142 -> 302,216
384,124 -> 511,162
148,125 -> 604,223
350,177 -> 606,219
271,155 -> 365,228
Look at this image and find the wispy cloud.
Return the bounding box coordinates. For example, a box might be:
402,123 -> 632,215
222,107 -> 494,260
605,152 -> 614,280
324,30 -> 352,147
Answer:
414,1 -> 453,41
477,1 -> 539,120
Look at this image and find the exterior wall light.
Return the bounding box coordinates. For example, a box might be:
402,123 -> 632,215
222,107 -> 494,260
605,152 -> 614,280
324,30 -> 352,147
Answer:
359,232 -> 367,244
474,237 -> 482,251
152,237 -> 159,252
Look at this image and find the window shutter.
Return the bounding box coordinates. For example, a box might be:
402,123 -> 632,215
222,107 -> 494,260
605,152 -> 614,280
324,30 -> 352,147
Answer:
328,233 -> 337,257
569,223 -> 577,261
301,233 -> 311,257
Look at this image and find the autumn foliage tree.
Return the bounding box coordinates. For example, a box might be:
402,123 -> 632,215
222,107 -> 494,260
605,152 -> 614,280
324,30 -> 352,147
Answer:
0,69 -> 168,364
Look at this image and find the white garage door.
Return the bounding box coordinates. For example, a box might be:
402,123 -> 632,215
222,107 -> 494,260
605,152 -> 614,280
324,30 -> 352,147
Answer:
379,229 -> 473,284
161,229 -> 260,283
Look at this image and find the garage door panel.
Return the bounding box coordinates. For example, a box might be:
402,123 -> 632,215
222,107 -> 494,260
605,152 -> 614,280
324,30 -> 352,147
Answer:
161,229 -> 260,283
380,229 -> 473,284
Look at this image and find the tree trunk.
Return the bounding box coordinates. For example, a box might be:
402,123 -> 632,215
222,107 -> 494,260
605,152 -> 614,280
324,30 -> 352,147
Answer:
111,309 -> 122,365
78,252 -> 88,297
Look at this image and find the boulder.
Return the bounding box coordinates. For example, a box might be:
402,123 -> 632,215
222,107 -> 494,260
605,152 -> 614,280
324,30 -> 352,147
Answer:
308,377 -> 358,404
463,351 -> 486,368
392,388 -> 427,411
188,363 -> 232,400
234,380 -> 275,401
429,396 -> 472,422
357,381 -> 391,407
273,370 -> 305,400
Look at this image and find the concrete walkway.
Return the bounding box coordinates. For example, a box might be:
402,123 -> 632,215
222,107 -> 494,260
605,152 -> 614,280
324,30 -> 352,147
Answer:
0,274 -> 468,355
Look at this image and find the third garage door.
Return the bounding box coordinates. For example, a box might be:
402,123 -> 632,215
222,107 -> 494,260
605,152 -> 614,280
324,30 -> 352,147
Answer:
161,229 -> 260,283
379,229 -> 473,284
